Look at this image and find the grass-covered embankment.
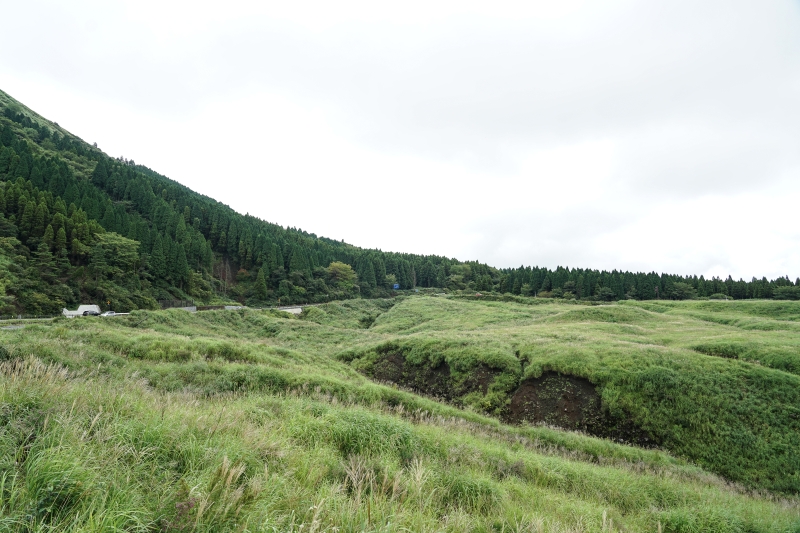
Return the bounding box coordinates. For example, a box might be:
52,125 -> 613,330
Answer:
339,297 -> 800,492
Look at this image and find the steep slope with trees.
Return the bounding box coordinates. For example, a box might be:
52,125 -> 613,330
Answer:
0,90 -> 443,314
0,88 -> 797,314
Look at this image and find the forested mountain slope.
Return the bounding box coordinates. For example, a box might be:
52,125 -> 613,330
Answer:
0,88 -> 798,315
0,89 -> 447,314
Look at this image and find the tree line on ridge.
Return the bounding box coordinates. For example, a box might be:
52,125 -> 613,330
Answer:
0,92 -> 797,315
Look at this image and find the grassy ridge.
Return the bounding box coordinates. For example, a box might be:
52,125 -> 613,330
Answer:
1,298 -> 799,531
338,298 -> 800,492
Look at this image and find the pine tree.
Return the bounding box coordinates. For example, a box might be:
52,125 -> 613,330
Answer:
226,220 -> 239,257
33,242 -> 56,282
238,238 -> 247,264
30,163 -> 45,189
512,277 -> 521,294
54,198 -> 67,216
0,125 -> 11,147
373,257 -> 387,287
101,202 -> 116,231
92,160 -> 108,187
175,215 -> 187,244
14,154 -> 29,179
55,226 -> 67,253
435,265 -> 446,287
267,244 -> 280,273
175,243 -> 189,287
166,238 -> 178,281
359,257 -> 377,287
19,199 -> 36,240
203,241 -> 214,271
255,267 -> 268,300
90,242 -> 109,281
63,183 -> 79,206
210,219 -> 219,245
245,245 -> 253,269
398,260 -> 415,289
74,219 -> 90,244
150,234 -> 167,280
0,148 -> 13,175
13,189 -> 25,219
71,238 -> 86,262
43,224 -> 54,249
191,235 -> 206,270
289,246 -> 309,274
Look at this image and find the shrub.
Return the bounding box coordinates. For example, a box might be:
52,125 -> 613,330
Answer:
693,343 -> 744,359
440,472 -> 500,514
329,410 -> 417,461
25,453 -> 94,523
202,341 -> 254,363
0,345 -> 13,362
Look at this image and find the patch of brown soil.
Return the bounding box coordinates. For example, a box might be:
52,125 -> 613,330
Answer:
366,354 -> 657,447
372,351 -> 453,400
503,372 -> 656,446
372,351 -> 405,383
504,372 -> 599,430
466,365 -> 496,394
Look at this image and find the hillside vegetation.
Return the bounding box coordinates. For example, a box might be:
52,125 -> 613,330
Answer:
1,297 -> 799,532
2,88 -> 799,317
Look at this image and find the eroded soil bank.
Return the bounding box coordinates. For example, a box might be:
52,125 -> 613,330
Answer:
505,372 -> 655,445
366,351 -> 656,446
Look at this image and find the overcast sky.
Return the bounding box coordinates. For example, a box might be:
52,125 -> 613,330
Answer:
2,0 -> 799,280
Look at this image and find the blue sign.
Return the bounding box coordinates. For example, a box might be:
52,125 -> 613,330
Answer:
393,283 -> 400,289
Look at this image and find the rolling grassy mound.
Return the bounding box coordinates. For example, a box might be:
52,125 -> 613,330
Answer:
343,297 -> 800,493
1,297 -> 799,532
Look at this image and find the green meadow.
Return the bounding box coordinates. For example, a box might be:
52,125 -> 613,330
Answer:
1,296 -> 799,532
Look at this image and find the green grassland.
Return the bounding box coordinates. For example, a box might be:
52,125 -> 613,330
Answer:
1,297 -> 799,532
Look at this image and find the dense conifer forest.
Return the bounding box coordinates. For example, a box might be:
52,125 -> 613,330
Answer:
0,88 -> 798,315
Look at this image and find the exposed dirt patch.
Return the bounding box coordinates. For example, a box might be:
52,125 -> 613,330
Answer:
504,372 -> 599,429
372,351 -> 405,383
371,350 -> 500,404
366,352 -> 656,447
465,365 -> 496,395
502,372 -> 656,446
372,351 -> 453,401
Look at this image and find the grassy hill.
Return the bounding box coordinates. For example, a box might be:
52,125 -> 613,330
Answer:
2,296 -> 799,532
